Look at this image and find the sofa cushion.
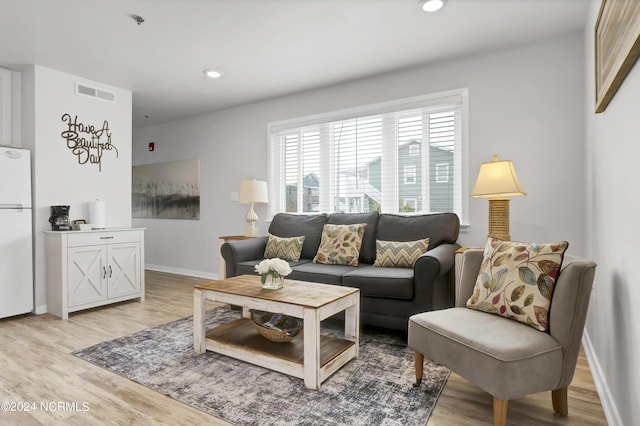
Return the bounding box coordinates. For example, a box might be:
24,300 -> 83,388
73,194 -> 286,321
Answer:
328,212 -> 379,264
377,213 -> 459,249
268,213 -> 328,260
373,238 -> 430,268
263,234 -> 305,261
290,262 -> 369,285
342,266 -> 414,300
466,237 -> 569,332
313,223 -> 367,266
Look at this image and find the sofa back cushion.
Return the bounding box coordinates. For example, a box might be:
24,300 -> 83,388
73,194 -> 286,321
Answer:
376,213 -> 459,249
328,212 -> 379,264
268,213 -> 328,259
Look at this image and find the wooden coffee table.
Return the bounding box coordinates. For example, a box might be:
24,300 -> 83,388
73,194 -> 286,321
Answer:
193,274 -> 360,390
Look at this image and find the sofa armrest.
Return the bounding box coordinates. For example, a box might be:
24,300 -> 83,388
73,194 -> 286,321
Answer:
221,237 -> 268,278
414,243 -> 459,279
413,243 -> 460,311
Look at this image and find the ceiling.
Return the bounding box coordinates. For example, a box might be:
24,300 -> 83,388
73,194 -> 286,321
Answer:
0,0 -> 589,129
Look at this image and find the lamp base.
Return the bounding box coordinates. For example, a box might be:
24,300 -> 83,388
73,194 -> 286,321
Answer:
244,202 -> 260,237
244,223 -> 259,237
488,199 -> 510,241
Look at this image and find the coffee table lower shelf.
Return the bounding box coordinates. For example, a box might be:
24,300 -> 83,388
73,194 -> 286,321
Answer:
205,318 -> 356,383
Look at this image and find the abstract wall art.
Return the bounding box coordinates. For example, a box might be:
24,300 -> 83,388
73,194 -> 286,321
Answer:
132,159 -> 200,219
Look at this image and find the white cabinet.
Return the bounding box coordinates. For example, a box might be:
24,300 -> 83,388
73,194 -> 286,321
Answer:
45,229 -> 145,319
0,67 -> 21,146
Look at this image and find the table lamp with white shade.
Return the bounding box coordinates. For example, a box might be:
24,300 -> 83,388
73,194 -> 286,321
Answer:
238,179 -> 269,237
470,155 -> 526,241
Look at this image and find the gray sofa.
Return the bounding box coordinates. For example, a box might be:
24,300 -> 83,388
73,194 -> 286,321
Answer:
221,212 -> 460,331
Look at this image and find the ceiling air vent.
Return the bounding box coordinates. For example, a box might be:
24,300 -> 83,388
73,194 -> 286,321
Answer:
75,82 -> 116,103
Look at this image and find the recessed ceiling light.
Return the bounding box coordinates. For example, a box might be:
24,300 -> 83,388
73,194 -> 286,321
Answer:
420,0 -> 447,13
203,69 -> 223,79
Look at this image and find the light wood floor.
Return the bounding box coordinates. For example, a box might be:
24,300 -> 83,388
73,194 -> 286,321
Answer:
0,271 -> 607,425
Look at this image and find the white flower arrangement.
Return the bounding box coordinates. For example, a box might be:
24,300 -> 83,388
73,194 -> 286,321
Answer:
255,258 -> 292,284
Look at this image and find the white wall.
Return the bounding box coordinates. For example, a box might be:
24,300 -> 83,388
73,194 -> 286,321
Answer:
583,2 -> 640,425
21,65 -> 132,311
134,31 -> 585,278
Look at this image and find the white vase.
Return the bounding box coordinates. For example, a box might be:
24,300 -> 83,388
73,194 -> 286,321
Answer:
262,273 -> 284,290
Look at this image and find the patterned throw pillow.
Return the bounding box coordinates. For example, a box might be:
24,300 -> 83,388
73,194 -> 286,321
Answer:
373,239 -> 430,268
466,237 -> 569,332
313,224 -> 367,266
263,235 -> 305,261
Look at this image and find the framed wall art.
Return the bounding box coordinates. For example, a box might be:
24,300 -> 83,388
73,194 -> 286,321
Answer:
594,0 -> 640,113
132,159 -> 200,219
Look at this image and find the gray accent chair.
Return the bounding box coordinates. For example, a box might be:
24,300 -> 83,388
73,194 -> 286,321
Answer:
408,248 -> 596,426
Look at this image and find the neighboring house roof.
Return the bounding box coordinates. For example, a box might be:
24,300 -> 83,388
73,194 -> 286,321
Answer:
303,173 -> 320,188
336,175 -> 381,204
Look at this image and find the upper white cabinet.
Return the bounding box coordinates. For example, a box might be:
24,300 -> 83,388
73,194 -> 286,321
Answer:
45,228 -> 145,319
0,67 -> 20,146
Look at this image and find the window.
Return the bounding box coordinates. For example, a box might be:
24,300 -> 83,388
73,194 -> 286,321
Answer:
401,198 -> 417,212
404,166 -> 416,184
269,89 -> 467,219
435,163 -> 450,183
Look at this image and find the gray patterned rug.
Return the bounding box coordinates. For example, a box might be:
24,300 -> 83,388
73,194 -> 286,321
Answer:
73,306 -> 449,426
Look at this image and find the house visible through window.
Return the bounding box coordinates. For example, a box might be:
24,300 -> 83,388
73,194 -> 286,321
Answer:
268,89 -> 467,218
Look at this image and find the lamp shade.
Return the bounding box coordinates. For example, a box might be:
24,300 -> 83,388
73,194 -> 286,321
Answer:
238,179 -> 268,204
470,155 -> 526,199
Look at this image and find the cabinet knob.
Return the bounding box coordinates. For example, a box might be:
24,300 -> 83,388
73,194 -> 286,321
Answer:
100,236 -> 114,240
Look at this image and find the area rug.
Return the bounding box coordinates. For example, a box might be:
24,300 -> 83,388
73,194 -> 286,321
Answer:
73,306 -> 449,426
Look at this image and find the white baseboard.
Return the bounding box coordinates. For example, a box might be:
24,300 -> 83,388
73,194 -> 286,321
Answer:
145,264 -> 218,280
582,330 -> 623,426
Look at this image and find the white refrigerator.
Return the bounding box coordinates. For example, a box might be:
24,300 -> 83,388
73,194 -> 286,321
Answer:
0,147 -> 33,318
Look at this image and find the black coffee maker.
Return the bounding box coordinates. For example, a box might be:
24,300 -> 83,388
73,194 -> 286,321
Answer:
49,205 -> 71,231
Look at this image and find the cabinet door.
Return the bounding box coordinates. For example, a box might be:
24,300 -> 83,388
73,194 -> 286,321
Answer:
68,245 -> 107,307
107,242 -> 141,298
0,69 -> 10,145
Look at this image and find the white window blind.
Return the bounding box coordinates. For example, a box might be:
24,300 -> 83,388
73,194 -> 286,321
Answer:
269,89 -> 467,219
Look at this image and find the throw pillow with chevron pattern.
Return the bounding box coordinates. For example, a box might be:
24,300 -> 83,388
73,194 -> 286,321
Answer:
264,234 -> 306,261
373,238 -> 430,268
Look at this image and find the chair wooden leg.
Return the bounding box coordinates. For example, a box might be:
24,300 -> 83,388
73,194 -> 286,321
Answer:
493,397 -> 508,426
413,351 -> 424,387
552,387 -> 569,416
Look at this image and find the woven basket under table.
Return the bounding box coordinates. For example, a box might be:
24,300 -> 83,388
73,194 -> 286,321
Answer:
249,310 -> 303,343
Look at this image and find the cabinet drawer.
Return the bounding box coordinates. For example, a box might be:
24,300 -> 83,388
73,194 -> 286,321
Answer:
67,231 -> 141,247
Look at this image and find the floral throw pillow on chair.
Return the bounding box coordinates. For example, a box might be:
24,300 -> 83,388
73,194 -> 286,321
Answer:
466,237 -> 568,331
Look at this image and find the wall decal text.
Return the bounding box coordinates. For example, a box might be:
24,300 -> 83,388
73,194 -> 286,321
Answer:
61,113 -> 118,172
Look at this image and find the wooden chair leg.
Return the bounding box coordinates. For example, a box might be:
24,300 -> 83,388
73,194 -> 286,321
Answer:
493,397 -> 508,426
552,387 -> 569,416
413,351 -> 424,387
